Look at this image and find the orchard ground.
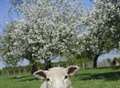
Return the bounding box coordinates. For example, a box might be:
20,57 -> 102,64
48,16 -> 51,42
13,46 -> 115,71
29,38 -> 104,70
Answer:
0,67 -> 120,88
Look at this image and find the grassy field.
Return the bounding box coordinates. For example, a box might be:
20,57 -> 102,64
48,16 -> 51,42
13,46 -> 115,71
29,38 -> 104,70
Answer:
1,67 -> 120,88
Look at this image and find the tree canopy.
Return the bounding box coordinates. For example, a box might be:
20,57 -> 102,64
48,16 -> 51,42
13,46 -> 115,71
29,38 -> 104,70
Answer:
1,0 -> 120,69
0,0 -> 86,69
84,0 -> 120,67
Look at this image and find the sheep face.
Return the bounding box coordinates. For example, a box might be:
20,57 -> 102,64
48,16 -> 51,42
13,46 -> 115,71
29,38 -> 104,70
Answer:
33,65 -> 79,88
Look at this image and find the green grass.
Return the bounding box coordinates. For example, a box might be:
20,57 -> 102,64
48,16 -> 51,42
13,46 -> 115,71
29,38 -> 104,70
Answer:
1,67 -> 120,88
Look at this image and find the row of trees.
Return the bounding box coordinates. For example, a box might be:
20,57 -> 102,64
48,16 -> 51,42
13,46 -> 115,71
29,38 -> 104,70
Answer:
0,0 -> 120,73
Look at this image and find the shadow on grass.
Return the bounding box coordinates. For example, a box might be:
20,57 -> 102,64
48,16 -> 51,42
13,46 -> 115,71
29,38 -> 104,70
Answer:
76,71 -> 120,81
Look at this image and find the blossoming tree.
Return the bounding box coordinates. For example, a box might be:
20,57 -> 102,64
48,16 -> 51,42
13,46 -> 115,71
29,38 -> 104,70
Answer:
85,0 -> 120,68
1,0 -> 85,71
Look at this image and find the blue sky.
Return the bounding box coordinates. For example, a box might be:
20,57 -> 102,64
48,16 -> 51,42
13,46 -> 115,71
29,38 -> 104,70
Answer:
0,0 -> 9,33
0,0 -> 92,69
0,0 -> 21,34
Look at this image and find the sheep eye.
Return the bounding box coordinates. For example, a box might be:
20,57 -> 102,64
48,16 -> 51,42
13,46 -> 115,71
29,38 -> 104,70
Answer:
46,78 -> 50,81
64,75 -> 68,79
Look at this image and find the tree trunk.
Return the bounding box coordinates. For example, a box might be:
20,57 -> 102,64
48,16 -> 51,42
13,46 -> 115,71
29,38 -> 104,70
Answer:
44,59 -> 52,70
31,62 -> 38,74
93,54 -> 100,68
25,53 -> 38,74
24,49 -> 38,74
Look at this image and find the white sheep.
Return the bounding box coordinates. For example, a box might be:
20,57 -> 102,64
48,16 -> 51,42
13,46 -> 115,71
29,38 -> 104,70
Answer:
33,65 -> 79,88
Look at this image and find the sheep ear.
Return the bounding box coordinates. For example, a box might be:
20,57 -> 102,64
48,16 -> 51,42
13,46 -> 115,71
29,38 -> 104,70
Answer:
66,65 -> 79,76
33,70 -> 47,79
